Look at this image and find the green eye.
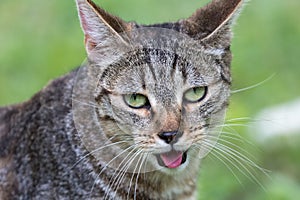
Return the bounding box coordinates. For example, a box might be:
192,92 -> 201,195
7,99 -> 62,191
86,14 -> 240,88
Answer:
184,87 -> 207,103
124,93 -> 149,108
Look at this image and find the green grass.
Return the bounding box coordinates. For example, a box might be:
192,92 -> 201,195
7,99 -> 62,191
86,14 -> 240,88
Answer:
1,0 -> 300,199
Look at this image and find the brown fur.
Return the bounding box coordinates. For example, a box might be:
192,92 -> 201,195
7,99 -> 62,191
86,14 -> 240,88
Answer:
0,0 -> 246,199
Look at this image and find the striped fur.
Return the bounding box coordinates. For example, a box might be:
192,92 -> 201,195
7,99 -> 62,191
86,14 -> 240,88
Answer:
0,0 -> 246,199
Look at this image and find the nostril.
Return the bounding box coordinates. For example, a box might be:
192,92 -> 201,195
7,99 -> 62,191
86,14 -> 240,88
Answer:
158,131 -> 178,144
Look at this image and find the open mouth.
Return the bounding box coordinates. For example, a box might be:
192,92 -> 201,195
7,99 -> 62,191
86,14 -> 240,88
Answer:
156,150 -> 188,169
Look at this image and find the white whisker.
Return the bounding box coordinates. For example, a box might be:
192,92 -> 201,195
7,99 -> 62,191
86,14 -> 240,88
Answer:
206,134 -> 258,162
231,73 -> 276,94
72,98 -> 100,109
203,140 -> 268,190
91,145 -> 138,199
106,146 -> 143,200
225,117 -> 252,122
193,143 -> 243,185
127,149 -> 144,200
70,140 -> 128,170
134,152 -> 148,200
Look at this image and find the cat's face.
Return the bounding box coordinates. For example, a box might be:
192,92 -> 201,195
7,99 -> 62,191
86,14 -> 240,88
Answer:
94,40 -> 230,172
74,0 -> 244,174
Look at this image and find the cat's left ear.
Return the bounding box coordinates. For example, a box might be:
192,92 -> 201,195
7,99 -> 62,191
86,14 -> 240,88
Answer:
182,0 -> 246,49
76,0 -> 132,55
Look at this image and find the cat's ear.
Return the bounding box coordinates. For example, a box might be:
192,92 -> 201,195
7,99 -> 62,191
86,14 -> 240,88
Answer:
76,0 -> 132,54
182,0 -> 245,49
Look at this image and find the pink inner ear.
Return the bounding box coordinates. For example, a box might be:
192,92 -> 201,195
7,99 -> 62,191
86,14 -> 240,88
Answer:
78,8 -> 90,34
84,35 -> 97,51
78,6 -> 97,52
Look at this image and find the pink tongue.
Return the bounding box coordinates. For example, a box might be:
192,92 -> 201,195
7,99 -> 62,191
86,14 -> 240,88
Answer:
160,151 -> 183,169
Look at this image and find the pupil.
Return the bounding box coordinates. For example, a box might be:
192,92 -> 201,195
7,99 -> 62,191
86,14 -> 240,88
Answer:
132,94 -> 137,101
193,88 -> 198,94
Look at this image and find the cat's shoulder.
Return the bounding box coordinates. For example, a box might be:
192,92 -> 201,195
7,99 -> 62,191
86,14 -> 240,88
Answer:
0,68 -> 79,150
0,68 -> 83,199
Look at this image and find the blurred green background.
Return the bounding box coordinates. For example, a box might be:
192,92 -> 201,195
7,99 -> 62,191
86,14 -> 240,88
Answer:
0,0 -> 299,199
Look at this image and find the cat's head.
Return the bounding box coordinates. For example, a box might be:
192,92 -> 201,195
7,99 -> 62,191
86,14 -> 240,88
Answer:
73,0 -> 245,174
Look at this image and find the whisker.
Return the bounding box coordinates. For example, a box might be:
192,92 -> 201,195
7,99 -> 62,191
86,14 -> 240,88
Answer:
193,144 -> 243,185
216,141 -> 269,175
217,123 -> 253,129
225,117 -> 253,122
102,147 -> 138,200
134,152 -> 148,200
203,140 -> 268,190
205,134 -> 257,162
225,117 -> 271,124
218,132 -> 245,143
105,146 -> 143,200
72,98 -> 100,109
206,128 -> 248,146
71,130 -> 133,198
202,141 -> 255,185
231,73 -> 276,94
90,145 -> 138,199
127,149 -> 144,200
112,149 -> 142,199
70,140 -> 128,170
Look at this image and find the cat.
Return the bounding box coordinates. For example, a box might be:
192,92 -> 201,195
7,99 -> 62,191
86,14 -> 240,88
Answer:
0,0 -> 246,199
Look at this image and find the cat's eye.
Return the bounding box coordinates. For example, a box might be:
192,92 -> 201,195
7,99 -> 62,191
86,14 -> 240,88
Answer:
184,87 -> 207,103
124,93 -> 149,109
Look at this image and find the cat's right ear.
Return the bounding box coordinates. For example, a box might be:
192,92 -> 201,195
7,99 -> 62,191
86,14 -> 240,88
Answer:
182,0 -> 246,49
76,0 -> 132,54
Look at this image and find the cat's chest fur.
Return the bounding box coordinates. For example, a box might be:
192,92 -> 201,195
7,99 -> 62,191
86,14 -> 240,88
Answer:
0,0 -> 246,199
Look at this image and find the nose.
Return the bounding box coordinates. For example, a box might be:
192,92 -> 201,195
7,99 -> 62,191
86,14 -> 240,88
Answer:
158,131 -> 181,144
